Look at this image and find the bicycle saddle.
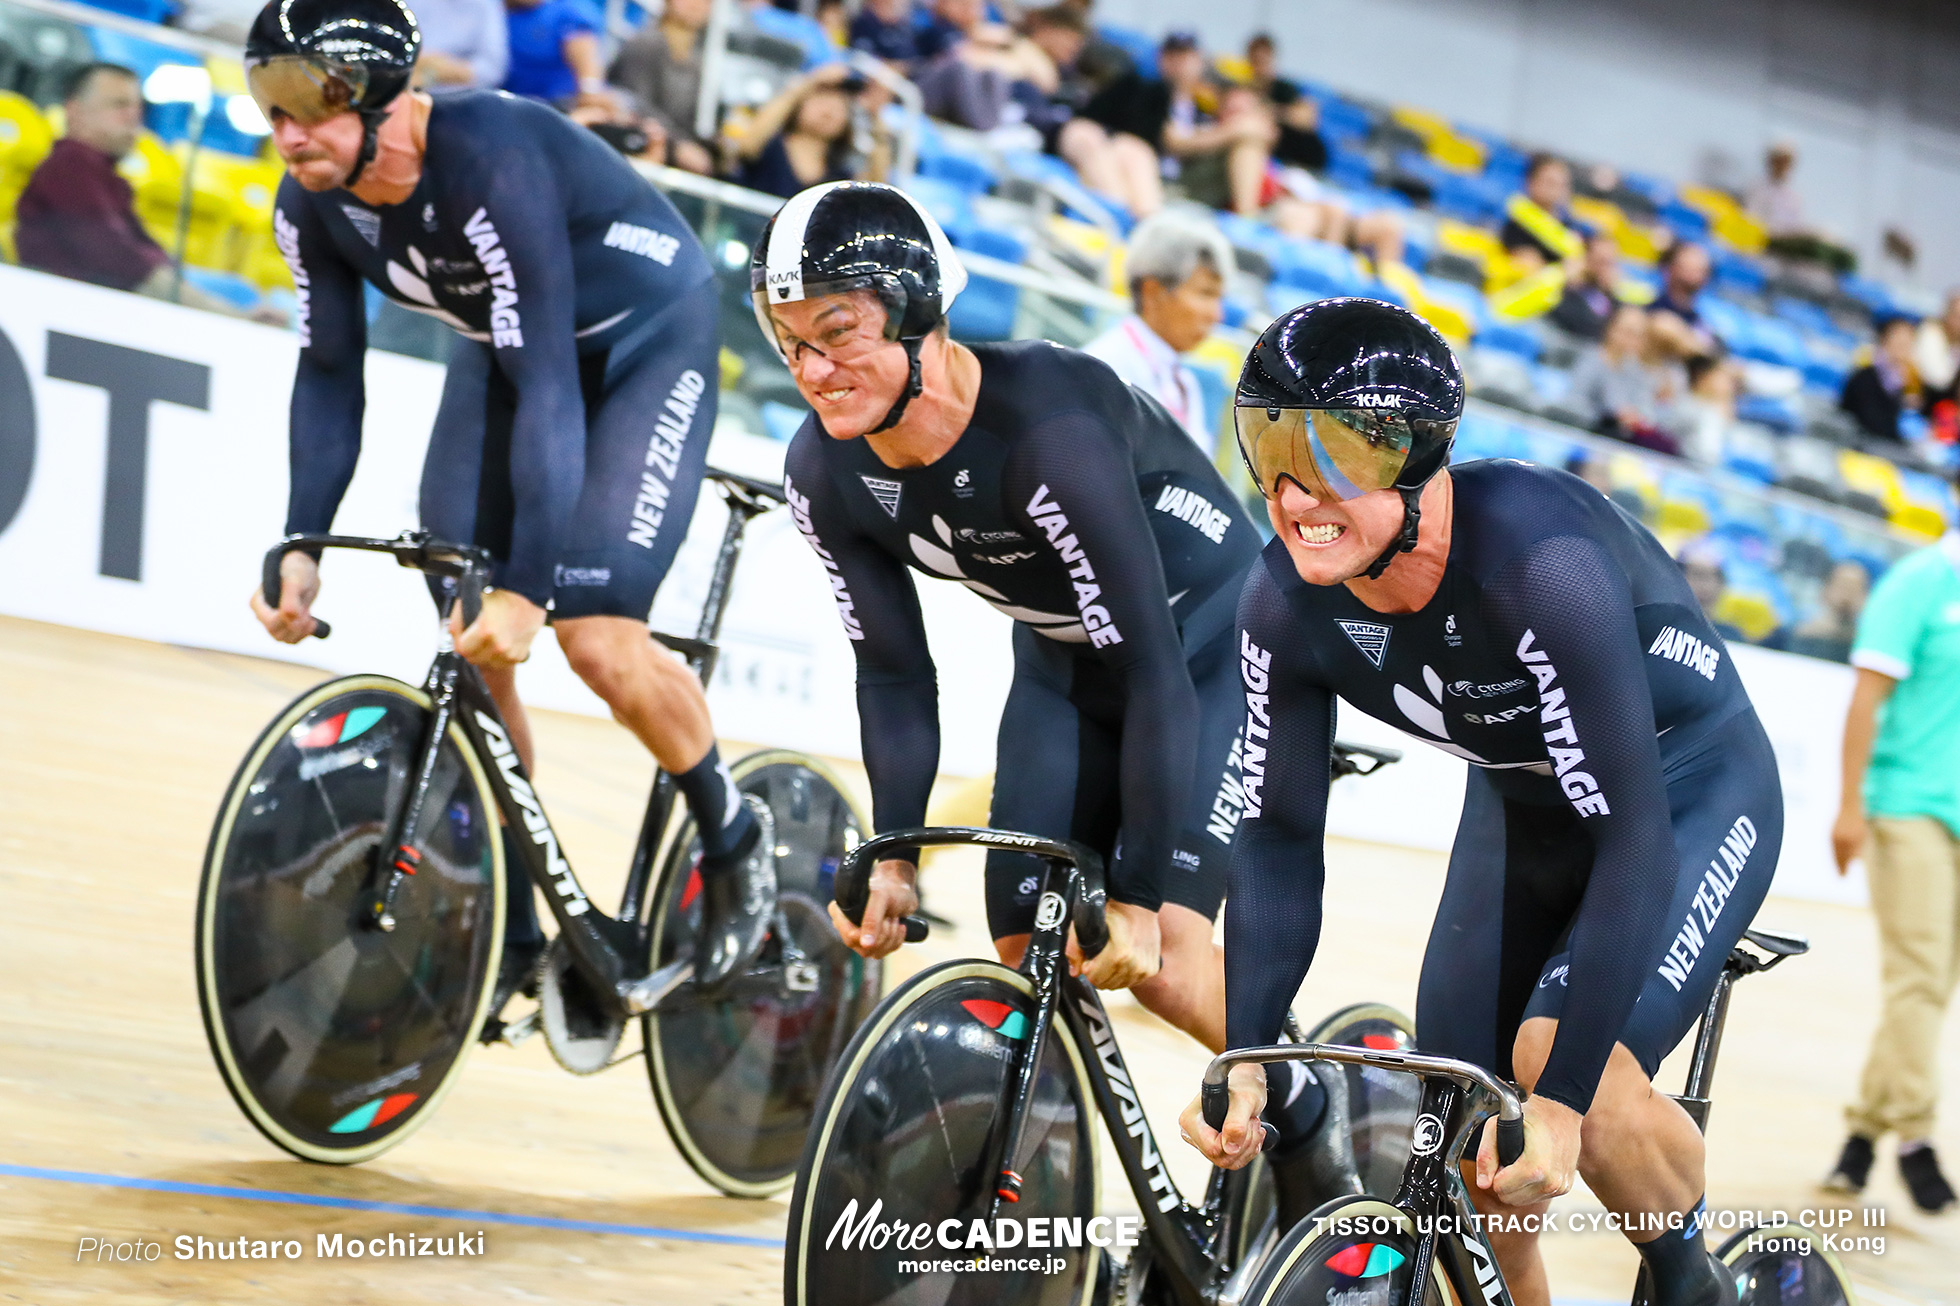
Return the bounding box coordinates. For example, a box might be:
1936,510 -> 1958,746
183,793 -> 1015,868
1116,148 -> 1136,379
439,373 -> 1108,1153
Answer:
1741,927 -> 1809,957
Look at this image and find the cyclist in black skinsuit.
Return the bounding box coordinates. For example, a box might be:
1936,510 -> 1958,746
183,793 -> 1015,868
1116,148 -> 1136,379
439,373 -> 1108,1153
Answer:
241,0 -> 774,999
755,182 -> 1338,1208
1181,300 -> 1776,1306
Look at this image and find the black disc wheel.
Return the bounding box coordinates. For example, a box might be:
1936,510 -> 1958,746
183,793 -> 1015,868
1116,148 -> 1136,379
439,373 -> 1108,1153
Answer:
1242,1197 -> 1445,1306
786,960 -> 1101,1306
1305,1003 -> 1420,1201
644,749 -> 881,1197
195,676 -> 504,1163
1717,1227 -> 1858,1306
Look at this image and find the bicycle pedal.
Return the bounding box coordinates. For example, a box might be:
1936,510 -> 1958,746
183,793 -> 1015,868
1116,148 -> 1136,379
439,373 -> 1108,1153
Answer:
784,960 -> 820,992
498,1008 -> 541,1046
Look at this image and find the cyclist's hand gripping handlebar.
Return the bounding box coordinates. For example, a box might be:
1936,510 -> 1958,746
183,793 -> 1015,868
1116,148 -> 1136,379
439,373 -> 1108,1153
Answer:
832,826 -> 1110,953
1201,1042 -> 1527,1165
261,542 -> 331,640
263,533 -> 491,640
1199,1076 -> 1281,1154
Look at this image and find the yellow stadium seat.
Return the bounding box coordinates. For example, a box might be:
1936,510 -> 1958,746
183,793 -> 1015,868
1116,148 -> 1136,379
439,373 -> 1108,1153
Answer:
1658,496 -> 1712,538
1436,218 -> 1504,275
1837,449 -> 1904,509
1891,503 -> 1946,540
1486,263 -> 1564,320
1710,209 -> 1767,255
1677,184 -> 1741,224
1389,104 -> 1452,140
1713,591 -> 1780,643
1569,195 -> 1663,266
1212,54 -> 1253,85
1377,262 -> 1474,344
1426,132 -> 1486,174
0,91 -> 54,230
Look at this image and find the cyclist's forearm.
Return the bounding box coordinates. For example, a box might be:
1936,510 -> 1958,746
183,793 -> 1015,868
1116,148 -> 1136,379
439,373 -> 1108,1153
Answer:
856,673 -> 940,839
1223,829 -> 1323,1050
285,361 -> 365,535
500,390 -> 587,604
1109,659 -> 1198,912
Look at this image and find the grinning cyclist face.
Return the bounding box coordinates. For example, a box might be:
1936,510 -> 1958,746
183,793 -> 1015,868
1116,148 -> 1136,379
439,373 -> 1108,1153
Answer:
1269,475 -> 1415,585
768,290 -> 917,438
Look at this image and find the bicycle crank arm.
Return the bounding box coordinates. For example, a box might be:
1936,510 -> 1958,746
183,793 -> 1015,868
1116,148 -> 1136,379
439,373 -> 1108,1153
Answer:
618,957 -> 694,1015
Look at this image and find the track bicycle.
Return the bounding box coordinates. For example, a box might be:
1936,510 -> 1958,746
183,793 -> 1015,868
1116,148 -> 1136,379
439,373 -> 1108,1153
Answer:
195,469 -> 880,1196
786,747 -> 1417,1306
1206,927 -> 1857,1306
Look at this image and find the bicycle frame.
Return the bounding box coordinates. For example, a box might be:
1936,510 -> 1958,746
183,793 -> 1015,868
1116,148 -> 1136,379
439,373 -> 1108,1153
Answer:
836,827 -> 1270,1306
263,469 -> 788,1019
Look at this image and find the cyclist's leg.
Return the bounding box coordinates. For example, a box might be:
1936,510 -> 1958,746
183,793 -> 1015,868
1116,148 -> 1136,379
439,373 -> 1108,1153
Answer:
421,342 -> 543,962
545,282 -> 756,864
1419,772 -> 1585,1306
1512,710 -> 1781,1304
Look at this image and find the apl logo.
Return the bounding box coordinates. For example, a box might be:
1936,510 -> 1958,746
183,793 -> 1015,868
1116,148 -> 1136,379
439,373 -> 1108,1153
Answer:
961,998 -> 1029,1040
1325,1242 -> 1407,1277
294,705 -> 387,749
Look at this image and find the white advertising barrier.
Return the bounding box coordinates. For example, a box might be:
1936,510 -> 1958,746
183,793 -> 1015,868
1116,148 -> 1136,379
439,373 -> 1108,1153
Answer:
0,266 -> 1865,903
0,265 -> 1013,776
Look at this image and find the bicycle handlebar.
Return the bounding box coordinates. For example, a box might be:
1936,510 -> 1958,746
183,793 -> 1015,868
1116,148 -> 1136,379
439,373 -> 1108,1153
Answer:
1201,1042 -> 1526,1168
834,826 -> 1109,956
263,532 -> 493,640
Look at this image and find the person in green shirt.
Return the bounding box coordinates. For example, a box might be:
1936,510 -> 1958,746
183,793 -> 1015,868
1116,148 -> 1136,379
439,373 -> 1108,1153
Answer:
1824,521 -> 1960,1214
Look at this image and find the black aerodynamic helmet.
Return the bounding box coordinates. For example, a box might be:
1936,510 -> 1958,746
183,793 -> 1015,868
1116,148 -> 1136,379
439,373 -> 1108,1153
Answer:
245,0 -> 420,185
750,181 -> 968,432
1236,298 -> 1464,578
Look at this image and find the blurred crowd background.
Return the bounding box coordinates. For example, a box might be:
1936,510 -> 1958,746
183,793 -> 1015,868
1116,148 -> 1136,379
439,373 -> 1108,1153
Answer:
3,0 -> 1955,664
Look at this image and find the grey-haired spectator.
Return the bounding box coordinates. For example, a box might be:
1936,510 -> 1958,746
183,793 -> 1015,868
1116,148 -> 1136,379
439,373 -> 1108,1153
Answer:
411,0 -> 509,88
1082,210 -> 1233,452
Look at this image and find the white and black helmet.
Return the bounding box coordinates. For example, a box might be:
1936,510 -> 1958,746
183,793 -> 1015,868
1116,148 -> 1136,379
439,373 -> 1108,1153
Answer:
750,182 -> 968,430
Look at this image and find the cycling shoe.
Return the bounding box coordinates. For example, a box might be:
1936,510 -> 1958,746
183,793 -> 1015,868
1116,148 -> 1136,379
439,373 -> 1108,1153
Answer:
693,794 -> 777,989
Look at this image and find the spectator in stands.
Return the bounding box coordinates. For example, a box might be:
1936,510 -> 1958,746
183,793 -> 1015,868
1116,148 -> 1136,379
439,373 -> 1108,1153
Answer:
1677,541 -> 1747,643
1665,352 -> 1741,468
1563,449 -> 1615,498
1082,210 -> 1231,453
1913,289 -> 1960,395
1569,304 -> 1680,454
1244,33 -> 1321,172
1498,152 -> 1582,277
1747,140 -> 1806,238
1773,559 -> 1869,664
609,0 -> 715,174
913,0 -> 1058,131
731,63 -> 889,199
1014,8 -> 1154,214
849,0 -> 922,65
1648,239 -> 1718,362
739,0 -> 844,70
1841,315 -> 1924,445
1083,31 -> 1274,217
413,0 -> 509,89
15,64 -> 281,323
502,0 -> 608,108
1548,229 -> 1626,342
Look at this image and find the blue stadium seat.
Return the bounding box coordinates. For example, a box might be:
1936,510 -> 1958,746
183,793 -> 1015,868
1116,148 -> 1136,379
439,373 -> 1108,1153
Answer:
1658,199 -> 1710,242
916,145 -> 997,195
1838,274 -> 1899,317
1744,316 -> 1808,370
948,276 -> 1019,340
182,266 -> 260,311
1708,247 -> 1767,297
952,225 -> 1028,265
900,175 -> 975,234
1478,320 -> 1542,362
1317,97 -> 1374,144
75,0 -> 178,23
1620,171 -> 1677,209
1094,24 -> 1159,72
1736,393 -> 1801,434
1325,141 -> 1377,191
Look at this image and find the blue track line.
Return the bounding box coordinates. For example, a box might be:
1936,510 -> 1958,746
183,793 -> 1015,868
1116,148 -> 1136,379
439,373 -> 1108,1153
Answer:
0,1163 -> 782,1248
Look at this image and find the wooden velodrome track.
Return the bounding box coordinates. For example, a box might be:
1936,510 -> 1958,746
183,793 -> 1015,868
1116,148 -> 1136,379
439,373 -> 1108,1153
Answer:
0,614 -> 1954,1305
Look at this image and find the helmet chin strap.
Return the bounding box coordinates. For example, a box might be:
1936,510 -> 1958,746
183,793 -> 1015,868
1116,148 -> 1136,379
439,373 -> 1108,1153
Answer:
867,335 -> 927,435
342,106 -> 390,189
1360,485 -> 1425,581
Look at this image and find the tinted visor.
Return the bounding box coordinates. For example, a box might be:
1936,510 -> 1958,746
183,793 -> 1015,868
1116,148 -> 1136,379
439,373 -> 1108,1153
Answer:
247,55 -> 368,127
750,274 -> 907,362
1236,405 -> 1452,501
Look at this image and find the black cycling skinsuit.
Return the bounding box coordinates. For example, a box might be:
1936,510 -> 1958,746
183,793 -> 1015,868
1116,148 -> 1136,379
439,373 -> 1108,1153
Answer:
783,340 -> 1263,933
1228,460 -> 1781,1115
275,89 -> 718,616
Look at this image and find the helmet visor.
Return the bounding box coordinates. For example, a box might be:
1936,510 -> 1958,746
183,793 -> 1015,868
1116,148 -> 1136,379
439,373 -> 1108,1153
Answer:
1236,405 -> 1451,502
750,274 -> 907,363
246,55 -> 368,127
